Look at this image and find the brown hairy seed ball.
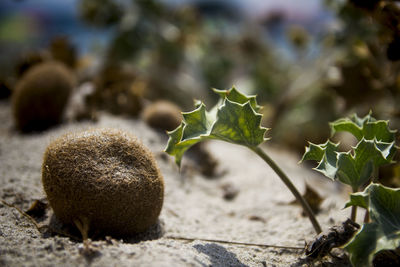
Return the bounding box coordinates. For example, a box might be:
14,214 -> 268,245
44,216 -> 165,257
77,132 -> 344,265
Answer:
15,50 -> 50,78
142,100 -> 183,131
12,61 -> 75,132
42,128 -> 164,237
49,36 -> 77,69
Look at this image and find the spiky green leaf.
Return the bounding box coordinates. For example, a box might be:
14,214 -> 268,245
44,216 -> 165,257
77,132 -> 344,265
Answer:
210,99 -> 267,147
165,125 -> 199,166
300,142 -> 326,162
336,139 -> 396,189
181,103 -> 214,140
314,142 -> 340,180
336,152 -> 373,191
165,87 -> 268,166
344,190 -> 369,209
212,86 -> 261,112
302,138 -> 396,189
330,112 -> 396,142
301,141 -> 339,180
345,184 -> 400,267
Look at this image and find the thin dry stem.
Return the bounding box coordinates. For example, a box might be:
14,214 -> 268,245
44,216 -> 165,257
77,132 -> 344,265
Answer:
0,198 -> 42,231
74,217 -> 95,255
0,198 -> 82,241
165,235 -> 304,250
73,216 -> 90,241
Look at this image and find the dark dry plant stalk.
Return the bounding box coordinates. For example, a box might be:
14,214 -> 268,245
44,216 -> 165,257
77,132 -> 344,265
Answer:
164,235 -> 305,250
0,198 -> 42,231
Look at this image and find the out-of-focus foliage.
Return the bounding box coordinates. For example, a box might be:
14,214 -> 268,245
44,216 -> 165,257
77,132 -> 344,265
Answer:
91,63 -> 143,116
323,0 -> 400,113
79,0 -> 123,27
78,0 -> 289,111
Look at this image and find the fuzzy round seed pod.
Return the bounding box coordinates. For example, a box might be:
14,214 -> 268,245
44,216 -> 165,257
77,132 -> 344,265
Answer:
42,128 -> 164,237
142,100 -> 182,131
15,50 -> 49,78
12,61 -> 75,132
49,36 -> 77,69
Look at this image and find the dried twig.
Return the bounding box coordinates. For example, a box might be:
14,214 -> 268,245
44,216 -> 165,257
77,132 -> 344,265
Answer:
0,198 -> 82,241
0,198 -> 42,231
165,235 -> 304,250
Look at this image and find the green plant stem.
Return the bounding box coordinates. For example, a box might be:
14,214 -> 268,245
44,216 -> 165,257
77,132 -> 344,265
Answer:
351,187 -> 358,222
250,146 -> 322,234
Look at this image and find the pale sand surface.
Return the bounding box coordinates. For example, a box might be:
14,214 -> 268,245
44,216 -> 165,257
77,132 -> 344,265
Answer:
0,100 -> 351,266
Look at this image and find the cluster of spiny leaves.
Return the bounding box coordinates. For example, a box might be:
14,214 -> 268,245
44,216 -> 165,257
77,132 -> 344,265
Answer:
302,113 -> 400,266
165,86 -> 268,166
301,113 -> 397,191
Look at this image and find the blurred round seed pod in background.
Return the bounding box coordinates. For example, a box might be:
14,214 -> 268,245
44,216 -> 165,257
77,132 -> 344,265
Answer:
142,100 -> 183,132
12,61 -> 76,132
49,36 -> 77,69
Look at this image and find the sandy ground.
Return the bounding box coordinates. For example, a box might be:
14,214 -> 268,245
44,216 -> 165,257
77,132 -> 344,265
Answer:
0,99 -> 353,267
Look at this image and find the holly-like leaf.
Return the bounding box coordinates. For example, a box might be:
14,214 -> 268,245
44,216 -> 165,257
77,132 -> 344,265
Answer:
344,190 -> 369,209
302,138 -> 396,189
336,138 -> 396,190
300,141 -> 339,180
181,103 -> 214,140
213,86 -> 261,112
330,112 -> 396,142
335,152 -> 374,191
210,99 -> 267,147
165,87 -> 268,166
330,113 -> 373,140
165,124 -> 199,166
345,183 -> 400,267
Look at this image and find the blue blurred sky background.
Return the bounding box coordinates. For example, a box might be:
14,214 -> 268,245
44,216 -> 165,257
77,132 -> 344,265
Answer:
0,0 -> 333,55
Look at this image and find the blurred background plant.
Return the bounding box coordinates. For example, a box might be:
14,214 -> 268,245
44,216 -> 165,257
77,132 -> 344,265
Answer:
1,0 -> 400,183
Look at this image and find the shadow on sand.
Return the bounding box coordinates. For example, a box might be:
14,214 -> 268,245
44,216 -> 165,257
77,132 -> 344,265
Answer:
194,243 -> 249,267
